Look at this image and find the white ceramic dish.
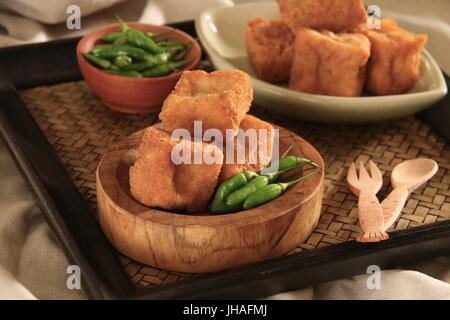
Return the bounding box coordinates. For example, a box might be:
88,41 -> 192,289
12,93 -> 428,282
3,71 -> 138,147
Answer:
195,2 -> 447,124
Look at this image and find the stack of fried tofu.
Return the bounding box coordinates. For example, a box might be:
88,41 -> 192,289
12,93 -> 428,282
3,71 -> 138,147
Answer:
246,0 -> 427,96
130,70 -> 274,212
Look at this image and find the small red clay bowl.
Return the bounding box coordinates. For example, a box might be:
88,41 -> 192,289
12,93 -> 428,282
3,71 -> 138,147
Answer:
76,23 -> 201,113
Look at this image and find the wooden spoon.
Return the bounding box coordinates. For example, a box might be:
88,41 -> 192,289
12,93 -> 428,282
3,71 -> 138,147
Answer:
381,158 -> 438,230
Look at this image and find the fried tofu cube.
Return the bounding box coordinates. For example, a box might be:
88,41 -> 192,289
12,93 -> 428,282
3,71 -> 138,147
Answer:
220,115 -> 274,181
289,28 -> 370,96
130,128 -> 183,210
279,0 -> 367,33
356,19 -> 427,95
129,127 -> 223,212
246,18 -> 294,83
159,70 -> 253,138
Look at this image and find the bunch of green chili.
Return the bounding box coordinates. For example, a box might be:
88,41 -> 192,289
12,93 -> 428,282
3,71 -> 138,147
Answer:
209,144 -> 320,214
83,16 -> 191,78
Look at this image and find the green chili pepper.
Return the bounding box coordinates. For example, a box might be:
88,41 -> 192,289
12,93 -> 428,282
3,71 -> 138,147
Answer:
210,202 -> 243,214
123,61 -> 154,71
163,45 -> 185,56
90,44 -> 111,53
167,49 -> 185,60
171,59 -> 190,69
113,55 -> 133,68
102,32 -> 124,43
170,45 -> 189,61
123,61 -> 156,71
264,163 -> 305,182
157,40 -> 184,47
83,53 -> 111,69
155,52 -> 169,63
141,60 -> 188,77
226,176 -> 269,206
90,44 -> 153,62
261,155 -> 316,176
117,16 -> 165,54
105,69 -> 143,78
243,184 -> 284,210
243,180 -> 298,209
142,64 -> 173,78
113,35 -> 127,45
282,167 -> 309,182
278,155 -> 316,170
243,169 -> 320,209
260,143 -> 294,177
210,171 -> 257,212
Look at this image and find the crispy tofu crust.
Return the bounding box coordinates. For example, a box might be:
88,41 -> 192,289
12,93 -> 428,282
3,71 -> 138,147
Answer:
356,19 -> 428,95
129,127 -> 223,212
159,70 -> 253,138
219,115 -> 274,182
279,0 -> 367,33
246,18 -> 294,83
289,28 -> 370,96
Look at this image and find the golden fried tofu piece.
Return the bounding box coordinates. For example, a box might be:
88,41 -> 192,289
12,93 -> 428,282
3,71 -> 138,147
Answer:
220,115 -> 274,181
279,0 -> 367,33
159,70 -> 253,138
129,127 -> 223,212
246,18 -> 294,83
356,19 -> 427,95
289,28 -> 370,96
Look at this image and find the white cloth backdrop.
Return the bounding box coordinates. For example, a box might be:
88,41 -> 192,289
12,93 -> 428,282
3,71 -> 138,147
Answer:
0,0 -> 449,300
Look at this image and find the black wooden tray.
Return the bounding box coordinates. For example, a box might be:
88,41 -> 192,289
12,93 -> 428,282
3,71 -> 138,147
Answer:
0,20 -> 449,300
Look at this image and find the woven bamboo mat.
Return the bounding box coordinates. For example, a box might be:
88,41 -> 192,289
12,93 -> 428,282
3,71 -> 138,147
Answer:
20,80 -> 450,288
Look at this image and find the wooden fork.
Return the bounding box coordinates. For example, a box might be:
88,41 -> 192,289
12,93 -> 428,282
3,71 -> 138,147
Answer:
346,161 -> 388,242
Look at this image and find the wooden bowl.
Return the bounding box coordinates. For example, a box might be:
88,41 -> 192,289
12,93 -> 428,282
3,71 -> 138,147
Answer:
76,23 -> 201,114
96,124 -> 324,273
